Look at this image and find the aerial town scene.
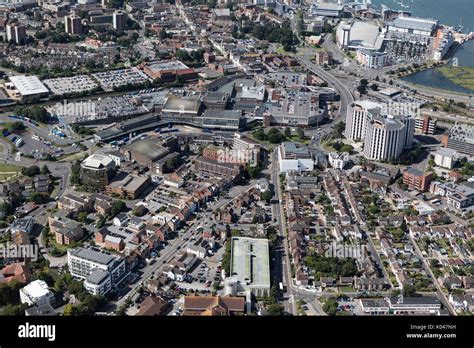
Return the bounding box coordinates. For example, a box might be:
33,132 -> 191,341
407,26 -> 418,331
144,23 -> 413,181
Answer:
0,0 -> 473,322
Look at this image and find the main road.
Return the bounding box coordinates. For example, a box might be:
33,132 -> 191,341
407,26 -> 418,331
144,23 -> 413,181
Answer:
270,148 -> 297,315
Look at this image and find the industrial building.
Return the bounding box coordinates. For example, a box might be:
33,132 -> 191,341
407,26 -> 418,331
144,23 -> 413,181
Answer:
228,237 -> 270,297
201,109 -> 244,131
4,75 -> 49,102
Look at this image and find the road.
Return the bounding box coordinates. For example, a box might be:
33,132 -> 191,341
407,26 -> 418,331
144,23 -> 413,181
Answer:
270,148 -> 297,315
408,233 -> 457,316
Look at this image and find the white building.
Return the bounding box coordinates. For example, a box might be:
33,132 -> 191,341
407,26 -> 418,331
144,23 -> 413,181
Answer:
356,49 -> 389,69
387,17 -> 438,38
5,75 -> 50,102
278,142 -> 314,173
328,152 -> 349,170
434,148 -> 457,169
345,100 -> 382,141
67,247 -> 127,296
336,20 -> 384,51
346,101 -> 415,162
19,280 -> 54,307
363,117 -> 406,162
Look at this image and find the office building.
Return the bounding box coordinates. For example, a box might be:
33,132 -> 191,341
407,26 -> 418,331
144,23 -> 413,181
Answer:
446,183 -> 474,213
201,109 -> 244,131
278,142 -> 314,173
356,49 -> 389,69
80,154 -> 116,190
113,10 -> 127,31
265,90 -> 327,127
67,247 -> 127,295
64,15 -> 82,35
415,115 -> 436,135
363,117 -> 406,162
6,23 -> 26,45
441,123 -> 474,156
345,100 -> 382,141
347,101 -> 415,162
434,148 -> 457,169
4,75 -> 49,102
403,167 -> 433,192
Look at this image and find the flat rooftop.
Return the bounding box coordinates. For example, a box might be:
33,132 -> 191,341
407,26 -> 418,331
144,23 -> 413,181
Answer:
123,138 -> 168,161
68,247 -> 118,266
146,60 -> 189,72
392,17 -> 438,32
162,95 -> 201,113
9,75 -> 49,96
230,236 -> 270,290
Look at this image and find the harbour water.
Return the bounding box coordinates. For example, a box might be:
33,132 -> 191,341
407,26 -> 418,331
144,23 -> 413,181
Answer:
372,0 -> 474,93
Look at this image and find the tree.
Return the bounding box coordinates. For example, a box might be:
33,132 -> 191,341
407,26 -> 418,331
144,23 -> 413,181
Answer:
30,192 -> 49,204
284,127 -> 291,138
132,205 -> 147,217
252,128 -> 266,141
403,284 -> 417,297
40,165 -> 50,175
323,299 -> 338,315
96,215 -> 106,228
21,165 -> 40,177
77,212 -> 88,223
111,200 -> 126,217
339,144 -> 353,153
267,128 -> 285,144
266,303 -> 285,316
261,190 -> 273,203
183,143 -> 190,153
332,121 -> 345,139
296,128 -> 305,140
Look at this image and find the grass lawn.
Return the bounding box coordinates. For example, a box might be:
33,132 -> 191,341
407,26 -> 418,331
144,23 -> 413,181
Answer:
288,135 -> 310,145
0,163 -> 21,173
47,234 -> 71,256
338,286 -> 354,292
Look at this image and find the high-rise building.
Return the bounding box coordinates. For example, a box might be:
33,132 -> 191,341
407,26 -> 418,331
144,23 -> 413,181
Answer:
344,100 -> 382,141
113,11 -> 127,31
64,15 -> 82,35
363,117 -> 406,162
346,101 -> 415,162
6,23 -> 27,45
